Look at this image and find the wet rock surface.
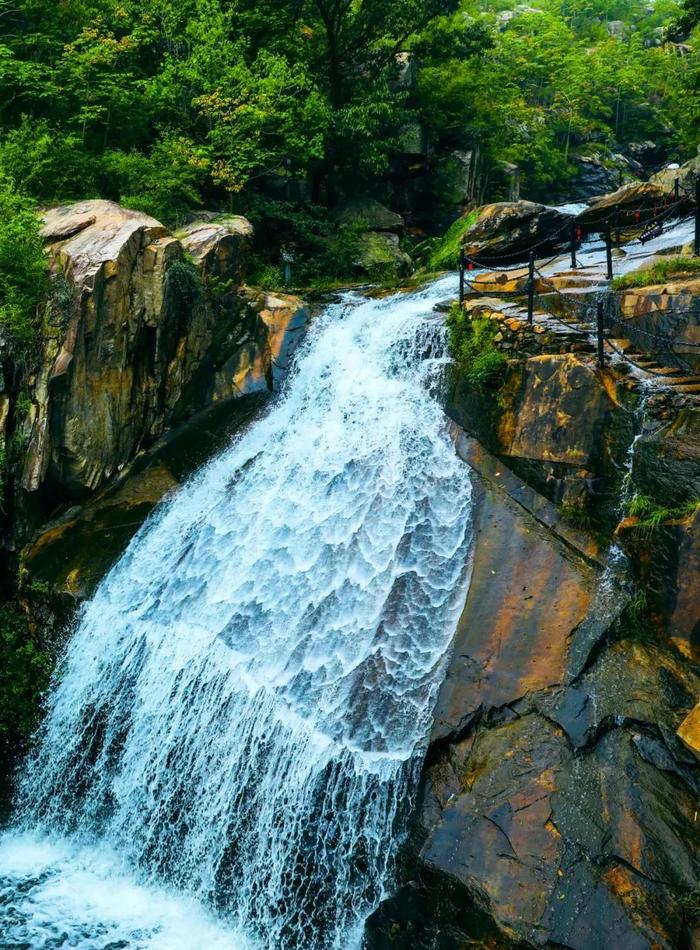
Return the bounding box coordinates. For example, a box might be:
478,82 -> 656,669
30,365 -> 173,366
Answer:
369,444 -> 700,949
450,348 -> 637,520
634,407 -> 700,506
370,307 -> 700,948
22,394 -> 266,599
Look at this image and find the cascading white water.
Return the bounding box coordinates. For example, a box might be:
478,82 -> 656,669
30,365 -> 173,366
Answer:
0,276 -> 473,949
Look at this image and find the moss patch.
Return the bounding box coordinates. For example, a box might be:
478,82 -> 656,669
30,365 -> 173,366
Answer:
429,210 -> 479,271
612,256 -> 700,291
0,596 -> 52,747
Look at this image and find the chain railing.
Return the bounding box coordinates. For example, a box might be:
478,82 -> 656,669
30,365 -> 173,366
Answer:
455,175 -> 700,375
458,176 -> 700,301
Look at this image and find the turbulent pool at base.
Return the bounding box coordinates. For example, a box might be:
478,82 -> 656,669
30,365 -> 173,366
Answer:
0,276 -> 474,950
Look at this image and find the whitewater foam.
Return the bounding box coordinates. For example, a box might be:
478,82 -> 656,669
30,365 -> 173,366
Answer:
1,275 -> 473,948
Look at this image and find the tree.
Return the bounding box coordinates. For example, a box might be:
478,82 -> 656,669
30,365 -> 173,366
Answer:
0,178 -> 48,353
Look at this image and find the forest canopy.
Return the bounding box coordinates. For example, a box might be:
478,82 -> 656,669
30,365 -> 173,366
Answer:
0,0 -> 698,273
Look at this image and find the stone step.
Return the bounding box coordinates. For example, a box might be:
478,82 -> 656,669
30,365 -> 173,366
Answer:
662,376 -> 700,386
647,366 -> 688,377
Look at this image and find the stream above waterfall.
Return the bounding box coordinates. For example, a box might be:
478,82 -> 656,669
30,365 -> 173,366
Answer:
0,275 -> 474,950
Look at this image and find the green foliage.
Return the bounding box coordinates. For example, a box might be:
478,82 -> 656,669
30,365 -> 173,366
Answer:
244,198 -> 370,290
249,261 -> 285,291
0,178 -> 48,356
620,587 -> 654,642
677,888 -> 700,923
0,117 -> 96,202
559,501 -> 595,531
429,210 -> 479,271
0,599 -> 52,744
417,0 -> 698,201
0,0 -> 697,284
612,256 -> 700,290
447,303 -> 508,387
163,258 -> 203,326
626,493 -> 699,536
102,133 -> 210,225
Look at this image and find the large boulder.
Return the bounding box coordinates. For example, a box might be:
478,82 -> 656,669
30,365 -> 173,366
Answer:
336,198 -> 404,234
455,201 -> 573,264
19,200 -> 306,519
179,215 -> 253,284
570,148 -> 638,199
652,148 -> 700,197
353,231 -> 413,277
335,198 -> 413,277
576,181 -> 674,228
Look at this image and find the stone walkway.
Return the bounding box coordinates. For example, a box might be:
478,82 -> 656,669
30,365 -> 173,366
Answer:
462,215 -> 700,398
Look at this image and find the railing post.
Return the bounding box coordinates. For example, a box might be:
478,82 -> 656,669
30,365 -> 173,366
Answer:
527,251 -> 535,325
459,249 -> 465,305
614,207 -> 621,246
570,221 -> 577,270
605,222 -> 613,280
596,301 -> 605,369
695,178 -> 700,257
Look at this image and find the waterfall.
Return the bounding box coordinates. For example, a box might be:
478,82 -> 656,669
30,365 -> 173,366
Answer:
0,276 -> 474,949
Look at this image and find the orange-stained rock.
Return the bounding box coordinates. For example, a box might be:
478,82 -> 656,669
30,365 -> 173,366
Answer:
21,393 -> 265,598
677,703 -> 700,759
22,462 -> 179,598
612,276 -> 700,373
668,507 -> 700,661
499,354 -> 620,466
18,201 -> 306,525
257,292 -> 309,387
432,433 -> 608,742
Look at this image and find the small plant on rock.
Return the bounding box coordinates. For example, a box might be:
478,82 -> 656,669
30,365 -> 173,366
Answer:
447,303 -> 507,388
626,493 -> 699,537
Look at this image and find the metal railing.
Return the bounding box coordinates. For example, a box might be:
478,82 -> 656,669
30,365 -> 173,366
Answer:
456,176 -> 700,373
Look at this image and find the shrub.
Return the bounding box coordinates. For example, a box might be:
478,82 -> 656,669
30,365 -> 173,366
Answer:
102,133 -> 210,226
163,258 -> 203,329
0,599 -> 52,746
0,117 -> 97,203
0,178 -> 48,357
447,303 -> 508,388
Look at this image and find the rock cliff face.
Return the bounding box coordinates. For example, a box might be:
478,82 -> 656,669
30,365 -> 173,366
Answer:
16,201 -> 306,525
369,292 -> 700,950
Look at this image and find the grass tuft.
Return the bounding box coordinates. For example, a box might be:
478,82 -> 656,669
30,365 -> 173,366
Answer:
612,256 -> 700,291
